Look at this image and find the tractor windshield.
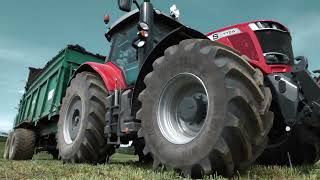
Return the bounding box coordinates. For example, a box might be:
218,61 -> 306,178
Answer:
108,25 -> 137,68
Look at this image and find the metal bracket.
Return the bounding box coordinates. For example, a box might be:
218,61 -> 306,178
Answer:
267,74 -> 299,126
105,90 -> 121,145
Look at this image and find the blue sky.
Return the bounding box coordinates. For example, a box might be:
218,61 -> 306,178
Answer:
0,0 -> 319,131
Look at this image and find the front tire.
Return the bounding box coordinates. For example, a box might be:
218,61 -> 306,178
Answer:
138,39 -> 273,178
57,72 -> 114,164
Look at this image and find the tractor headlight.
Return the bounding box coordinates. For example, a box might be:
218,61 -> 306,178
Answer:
132,22 -> 149,49
137,40 -> 146,47
138,22 -> 149,31
132,39 -> 146,49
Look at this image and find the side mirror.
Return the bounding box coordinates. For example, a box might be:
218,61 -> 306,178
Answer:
295,56 -> 309,69
118,0 -> 132,12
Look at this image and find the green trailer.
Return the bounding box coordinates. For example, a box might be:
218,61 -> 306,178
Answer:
4,45 -> 105,160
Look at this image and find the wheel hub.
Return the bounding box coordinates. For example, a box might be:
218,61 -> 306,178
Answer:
63,96 -> 82,145
178,95 -> 207,124
157,73 -> 209,145
70,109 -> 81,140
178,97 -> 198,123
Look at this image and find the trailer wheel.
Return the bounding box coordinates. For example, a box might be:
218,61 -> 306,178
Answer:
257,125 -> 320,165
138,39 -> 273,178
9,129 -> 35,160
3,132 -> 13,159
57,72 -> 114,164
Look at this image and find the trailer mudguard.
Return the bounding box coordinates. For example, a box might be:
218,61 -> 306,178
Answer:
131,26 -> 209,115
73,62 -> 127,91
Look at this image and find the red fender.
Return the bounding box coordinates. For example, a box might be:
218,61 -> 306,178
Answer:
74,61 -> 127,91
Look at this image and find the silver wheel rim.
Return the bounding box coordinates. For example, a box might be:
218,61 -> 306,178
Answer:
9,135 -> 15,157
5,135 -> 10,154
63,95 -> 82,145
157,73 -> 209,145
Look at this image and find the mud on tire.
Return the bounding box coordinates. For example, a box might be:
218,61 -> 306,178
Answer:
57,72 -> 114,164
138,39 -> 274,178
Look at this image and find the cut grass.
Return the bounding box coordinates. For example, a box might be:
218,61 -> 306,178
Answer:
0,142 -> 320,179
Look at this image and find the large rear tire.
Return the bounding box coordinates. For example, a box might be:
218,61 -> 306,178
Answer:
138,39 -> 273,178
57,72 -> 115,164
9,129 -> 35,160
132,137 -> 153,164
3,132 -> 13,159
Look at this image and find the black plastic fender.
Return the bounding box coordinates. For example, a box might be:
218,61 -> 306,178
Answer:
266,73 -> 299,125
131,26 -> 208,115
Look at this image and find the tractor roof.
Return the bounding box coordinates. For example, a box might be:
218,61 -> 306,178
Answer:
106,9 -> 183,39
109,9 -> 140,32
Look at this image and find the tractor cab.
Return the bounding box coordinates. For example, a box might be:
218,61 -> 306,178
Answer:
105,9 -> 182,86
106,12 -> 139,85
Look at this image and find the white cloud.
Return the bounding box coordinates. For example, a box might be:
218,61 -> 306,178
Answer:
0,47 -> 54,65
18,89 -> 25,94
0,113 -> 14,132
0,37 -> 56,132
0,36 -> 56,66
7,89 -> 25,94
288,13 -> 320,69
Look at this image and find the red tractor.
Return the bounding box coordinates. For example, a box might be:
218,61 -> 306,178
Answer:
56,0 -> 320,178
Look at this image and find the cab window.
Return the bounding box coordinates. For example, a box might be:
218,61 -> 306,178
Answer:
108,25 -> 137,68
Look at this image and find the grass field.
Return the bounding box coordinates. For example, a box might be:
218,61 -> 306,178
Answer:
0,142 -> 320,180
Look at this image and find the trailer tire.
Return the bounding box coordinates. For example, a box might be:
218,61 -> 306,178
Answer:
138,39 -> 273,178
57,72 -> 114,164
257,125 -> 320,165
9,129 -> 35,160
3,132 -> 13,159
